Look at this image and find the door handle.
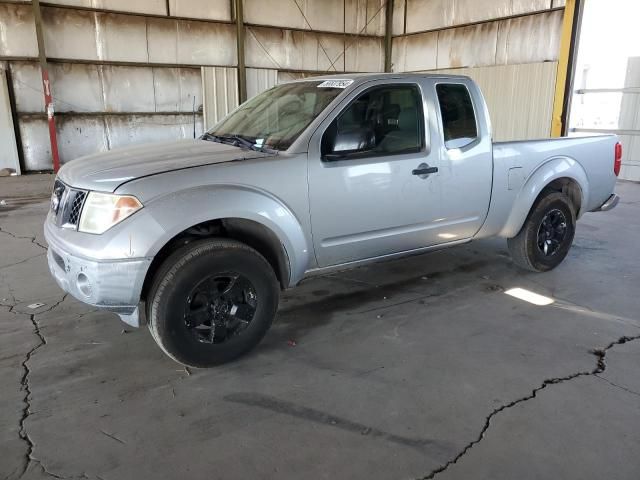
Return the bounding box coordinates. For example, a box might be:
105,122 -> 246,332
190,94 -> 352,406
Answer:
412,163 -> 438,178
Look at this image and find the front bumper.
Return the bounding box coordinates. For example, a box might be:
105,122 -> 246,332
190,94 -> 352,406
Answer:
45,224 -> 152,327
592,194 -> 620,212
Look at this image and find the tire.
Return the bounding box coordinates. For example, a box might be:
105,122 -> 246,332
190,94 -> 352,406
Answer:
147,238 -> 279,367
507,192 -> 576,272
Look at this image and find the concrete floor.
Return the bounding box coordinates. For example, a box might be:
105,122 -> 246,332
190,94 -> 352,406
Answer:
1,174 -> 639,480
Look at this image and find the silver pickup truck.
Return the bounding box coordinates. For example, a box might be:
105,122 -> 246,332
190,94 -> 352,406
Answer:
45,73 -> 621,367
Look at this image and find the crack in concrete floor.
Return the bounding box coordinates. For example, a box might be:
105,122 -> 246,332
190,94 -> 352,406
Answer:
418,335 -> 640,480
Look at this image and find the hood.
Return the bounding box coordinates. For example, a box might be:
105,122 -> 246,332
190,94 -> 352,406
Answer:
57,139 -> 274,192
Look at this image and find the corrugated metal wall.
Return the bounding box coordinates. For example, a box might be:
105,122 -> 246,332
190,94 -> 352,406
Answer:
0,63 -> 21,173
433,63 -> 558,141
618,58 -> 640,181
392,0 -> 565,141
0,0 -> 566,171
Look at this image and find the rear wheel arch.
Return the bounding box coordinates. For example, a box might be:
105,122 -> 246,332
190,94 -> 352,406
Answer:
141,218 -> 290,303
535,177 -> 583,217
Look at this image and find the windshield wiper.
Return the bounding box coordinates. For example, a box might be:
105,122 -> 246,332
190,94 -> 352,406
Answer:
201,132 -> 277,154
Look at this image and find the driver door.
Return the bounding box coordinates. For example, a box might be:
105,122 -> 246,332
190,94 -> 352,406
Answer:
307,80 -> 444,267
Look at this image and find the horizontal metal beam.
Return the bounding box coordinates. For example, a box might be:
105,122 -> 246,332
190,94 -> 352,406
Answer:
393,6 -> 564,38
576,88 -> 640,94
571,128 -> 640,136
0,56 -> 357,77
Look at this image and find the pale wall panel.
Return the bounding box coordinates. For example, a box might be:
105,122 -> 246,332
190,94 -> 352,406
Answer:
20,114 -> 204,169
11,62 -> 202,114
618,57 -> 640,181
344,0 -> 386,36
393,11 -> 563,71
243,0 -> 385,36
168,0 -> 231,21
244,0 -> 344,33
495,10 -> 563,65
45,0 -> 166,15
201,67 -> 238,129
0,66 -> 21,173
434,62 -> 558,141
436,22 -> 499,69
392,32 -> 439,72
0,4 -> 39,57
404,0 -> 559,33
41,7 -> 237,66
245,27 -> 347,72
246,68 -> 278,100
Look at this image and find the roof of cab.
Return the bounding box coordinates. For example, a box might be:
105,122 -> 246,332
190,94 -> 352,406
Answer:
285,72 -> 472,85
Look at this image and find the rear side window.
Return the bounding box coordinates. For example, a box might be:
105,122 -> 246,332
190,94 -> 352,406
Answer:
436,84 -> 478,149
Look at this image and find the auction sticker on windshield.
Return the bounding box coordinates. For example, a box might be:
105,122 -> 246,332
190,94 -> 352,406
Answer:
317,80 -> 353,88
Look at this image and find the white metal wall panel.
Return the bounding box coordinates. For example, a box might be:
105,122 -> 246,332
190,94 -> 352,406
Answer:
152,68 -> 203,113
345,36 -> 385,72
246,27 -> 347,72
344,0 -> 386,36
392,0 -> 406,35
41,8 -> 237,66
246,68 -> 277,99
11,62 -> 46,113
243,0 -> 385,36
147,19 -> 237,66
436,23 -> 499,69
105,114 -> 204,149
45,0 -> 167,15
0,4 -> 39,57
618,58 -> 640,181
433,62 -> 558,141
0,65 -> 21,174
19,114 -> 205,170
392,33 -> 438,72
404,0 -> 558,33
495,11 -> 563,65
201,67 -> 238,130
168,0 -> 231,21
11,62 -> 202,114
244,0 -> 343,34
18,118 -> 52,171
392,10 -> 563,72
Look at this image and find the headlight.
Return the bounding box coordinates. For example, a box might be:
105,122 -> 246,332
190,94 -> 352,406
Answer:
78,192 -> 143,234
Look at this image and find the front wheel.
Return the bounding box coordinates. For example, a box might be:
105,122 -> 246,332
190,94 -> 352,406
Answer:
507,192 -> 576,272
147,238 -> 279,367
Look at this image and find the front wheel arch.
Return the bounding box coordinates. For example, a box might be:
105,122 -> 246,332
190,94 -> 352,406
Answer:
141,218 -> 290,305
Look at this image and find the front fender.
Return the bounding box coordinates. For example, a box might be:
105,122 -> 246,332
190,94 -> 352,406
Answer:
98,185 -> 311,286
499,157 -> 588,238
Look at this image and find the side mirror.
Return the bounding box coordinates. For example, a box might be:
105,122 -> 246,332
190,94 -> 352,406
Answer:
323,127 -> 376,161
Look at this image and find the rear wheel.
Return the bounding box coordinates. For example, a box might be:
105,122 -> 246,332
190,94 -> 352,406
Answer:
147,238 -> 279,367
507,192 -> 576,272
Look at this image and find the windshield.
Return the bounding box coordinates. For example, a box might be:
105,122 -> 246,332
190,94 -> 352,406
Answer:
204,81 -> 345,151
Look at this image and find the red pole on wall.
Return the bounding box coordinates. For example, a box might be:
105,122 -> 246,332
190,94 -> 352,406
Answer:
41,68 -> 61,172
32,0 -> 61,172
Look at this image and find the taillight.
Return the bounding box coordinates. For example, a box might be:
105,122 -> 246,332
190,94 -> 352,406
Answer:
614,142 -> 622,176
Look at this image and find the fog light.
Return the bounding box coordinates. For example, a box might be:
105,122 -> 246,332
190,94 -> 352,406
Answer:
77,273 -> 92,297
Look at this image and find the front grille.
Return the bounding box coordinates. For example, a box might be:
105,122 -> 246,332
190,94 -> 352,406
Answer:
67,191 -> 87,226
50,179 -> 87,229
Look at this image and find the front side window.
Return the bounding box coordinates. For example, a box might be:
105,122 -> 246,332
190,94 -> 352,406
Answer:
436,83 -> 478,149
321,84 -> 424,160
204,81 -> 344,151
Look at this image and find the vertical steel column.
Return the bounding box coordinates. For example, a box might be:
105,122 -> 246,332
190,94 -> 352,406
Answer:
384,0 -> 394,72
32,0 -> 60,172
551,0 -> 579,137
235,0 -> 247,103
